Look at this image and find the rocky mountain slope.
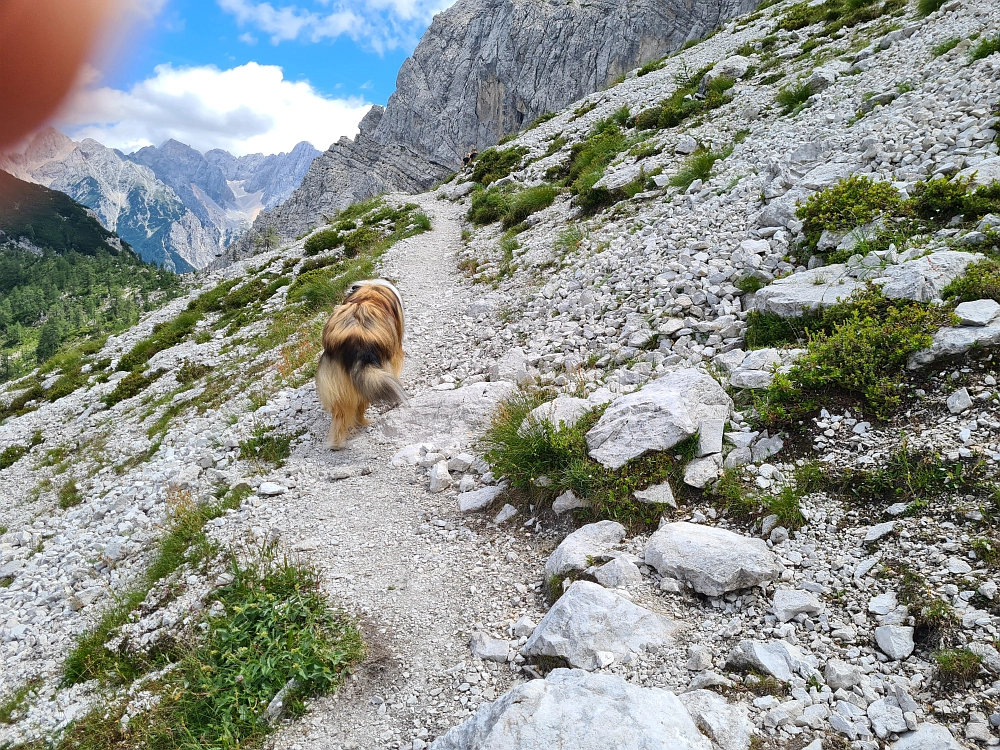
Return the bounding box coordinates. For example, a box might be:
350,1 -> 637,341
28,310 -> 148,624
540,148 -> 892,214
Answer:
228,0 -> 759,259
2,0 -> 1000,748
2,130 -> 319,271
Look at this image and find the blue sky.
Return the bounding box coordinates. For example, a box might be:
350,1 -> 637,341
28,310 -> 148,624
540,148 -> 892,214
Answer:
56,0 -> 453,156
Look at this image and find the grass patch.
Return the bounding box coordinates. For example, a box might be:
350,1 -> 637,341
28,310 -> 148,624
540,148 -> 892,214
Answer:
916,0 -> 946,15
754,287 -> 955,423
471,146 -> 529,186
0,677 -> 43,724
669,146 -> 732,191
103,368 -> 165,407
54,541 -> 362,750
239,425 -> 295,469
176,360 -> 212,385
58,480 -> 83,509
0,429 -> 43,469
775,83 -> 812,115
933,648 -> 983,687
943,258 -> 1000,304
932,37 -> 961,56
970,33 -> 1000,62
303,228 -> 343,256
777,0 -> 906,36
62,484 -> 253,686
480,389 -> 696,525
895,565 -> 955,648
631,65 -> 731,132
467,184 -> 557,229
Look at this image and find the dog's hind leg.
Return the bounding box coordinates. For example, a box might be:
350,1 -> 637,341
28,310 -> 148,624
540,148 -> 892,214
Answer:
326,409 -> 349,450
355,399 -> 371,428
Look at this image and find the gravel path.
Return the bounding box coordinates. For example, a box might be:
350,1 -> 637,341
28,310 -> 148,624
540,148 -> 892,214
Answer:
245,194 -> 545,750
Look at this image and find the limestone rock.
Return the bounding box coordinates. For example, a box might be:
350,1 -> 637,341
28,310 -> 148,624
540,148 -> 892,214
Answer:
891,723 -> 967,750
954,299 -> 1000,326
644,522 -> 779,596
457,485 -> 504,513
428,668 -> 714,749
726,640 -> 819,682
469,632 -> 510,662
824,659 -> 863,690
633,481 -> 677,508
586,369 -> 732,470
522,582 -> 682,671
523,395 -> 593,432
544,521 -> 626,580
379,381 -> 515,444
594,557 -> 642,588
678,689 -> 755,750
771,589 -> 823,622
875,625 -> 915,660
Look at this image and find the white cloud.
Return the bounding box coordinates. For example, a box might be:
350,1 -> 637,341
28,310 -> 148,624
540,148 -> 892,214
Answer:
219,0 -> 456,52
57,62 -> 372,156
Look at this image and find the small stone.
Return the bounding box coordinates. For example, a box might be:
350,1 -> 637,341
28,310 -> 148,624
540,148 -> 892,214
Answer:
469,632 -> 509,663
494,504 -> 517,524
772,589 -> 823,622
258,482 -> 287,496
955,299 -> 1000,326
633,481 -> 677,508
946,388 -> 972,414
868,592 -> 898,615
552,489 -> 587,514
429,461 -> 452,492
545,521 -> 626,580
875,625 -> 914,660
864,521 -> 896,544
595,557 -> 642,588
457,485 -> 504,512
696,418 -> 726,457
825,659 -> 862,690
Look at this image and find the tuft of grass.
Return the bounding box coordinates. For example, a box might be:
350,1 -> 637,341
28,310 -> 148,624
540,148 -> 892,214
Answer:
0,430 -> 43,469
669,146 -> 732,191
468,185 -> 557,229
0,677 -> 43,724
239,425 -> 295,468
932,37 -> 961,56
933,648 -> 983,687
303,228 -> 343,256
797,174 -> 902,252
481,389 -> 697,525
970,33 -> 1000,61
554,225 -> 584,257
176,360 -> 212,385
972,537 -> 1000,567
775,83 -> 812,115
637,57 -> 666,76
104,368 -> 165,407
58,480 -> 82,509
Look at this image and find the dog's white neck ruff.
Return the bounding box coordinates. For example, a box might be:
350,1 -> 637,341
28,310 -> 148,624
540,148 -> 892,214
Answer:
358,278 -> 403,312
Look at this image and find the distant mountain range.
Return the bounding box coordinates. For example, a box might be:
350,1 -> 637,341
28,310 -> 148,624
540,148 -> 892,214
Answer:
0,130 -> 319,272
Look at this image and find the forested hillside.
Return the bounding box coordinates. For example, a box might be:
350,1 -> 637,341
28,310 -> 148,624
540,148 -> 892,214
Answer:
0,171 -> 181,381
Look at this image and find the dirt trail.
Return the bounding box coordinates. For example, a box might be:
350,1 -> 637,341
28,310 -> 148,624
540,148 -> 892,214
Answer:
250,194 -> 541,750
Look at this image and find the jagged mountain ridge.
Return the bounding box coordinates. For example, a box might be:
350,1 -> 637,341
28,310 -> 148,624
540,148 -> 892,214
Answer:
228,0 -> 758,259
2,130 -> 319,271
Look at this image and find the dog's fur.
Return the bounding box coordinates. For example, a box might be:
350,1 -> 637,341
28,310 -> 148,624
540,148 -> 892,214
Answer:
316,279 -> 406,449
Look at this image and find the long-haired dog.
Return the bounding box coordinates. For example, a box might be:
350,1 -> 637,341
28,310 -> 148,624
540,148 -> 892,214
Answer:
316,279 -> 406,449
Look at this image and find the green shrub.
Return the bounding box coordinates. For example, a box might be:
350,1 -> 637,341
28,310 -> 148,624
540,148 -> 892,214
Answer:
972,537 -> 1000,567
943,258 -> 1000,304
970,33 -> 1000,61
637,58 -> 666,76
471,146 -> 529,186
908,176 -> 1000,222
468,185 -> 513,225
0,444 -> 28,470
758,289 -> 954,422
631,65 -> 727,133
566,123 -> 629,210
916,0 -> 947,13
670,147 -> 732,191
528,112 -> 557,129
176,360 -> 212,384
502,185 -> 558,229
303,228 -> 343,256
342,226 -> 382,258
775,83 -> 812,115
797,175 -> 902,251
706,75 -> 736,95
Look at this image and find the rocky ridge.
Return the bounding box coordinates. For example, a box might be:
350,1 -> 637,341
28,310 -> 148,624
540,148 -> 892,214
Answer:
228,0 -> 759,259
1,0 -> 1000,749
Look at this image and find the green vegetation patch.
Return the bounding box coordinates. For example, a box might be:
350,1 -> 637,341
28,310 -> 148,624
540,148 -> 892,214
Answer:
0,677 -> 43,724
970,33 -> 1000,62
481,390 -> 696,525
669,146 -> 733,191
943,258 -> 1000,304
471,146 -> 529,186
933,648 -> 983,686
631,66 -> 731,133
55,540 -> 362,750
932,37 -> 961,56
777,0 -> 906,36
239,424 -> 295,469
775,83 -> 813,115
797,175 -> 901,251
467,184 -> 558,229
754,288 -> 955,423
58,480 -> 83,509
303,228 -> 344,256
0,429 -> 43,469
103,368 -> 165,407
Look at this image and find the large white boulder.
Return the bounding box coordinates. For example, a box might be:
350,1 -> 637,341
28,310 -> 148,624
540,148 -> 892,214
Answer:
750,265 -> 862,317
544,521 -> 626,580
522,395 -> 593,433
879,250 -> 980,302
585,369 -> 732,470
428,668 -> 715,749
644,522 -> 780,596
678,689 -> 755,750
726,640 -> 819,682
522,581 -> 682,670
891,723 -> 968,750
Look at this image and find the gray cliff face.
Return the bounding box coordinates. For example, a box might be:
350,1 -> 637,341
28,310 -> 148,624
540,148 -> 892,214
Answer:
229,0 -> 757,260
129,140 -> 236,226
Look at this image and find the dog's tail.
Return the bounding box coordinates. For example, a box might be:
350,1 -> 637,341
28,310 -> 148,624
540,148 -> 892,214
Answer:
350,357 -> 408,407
